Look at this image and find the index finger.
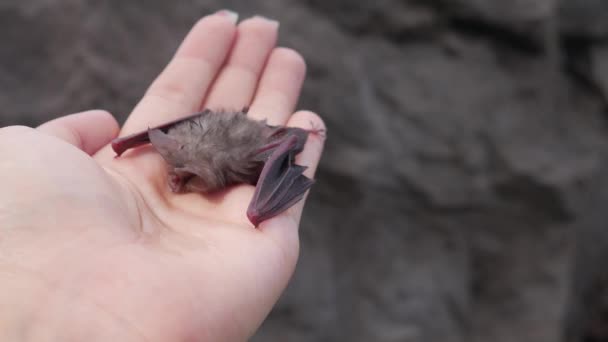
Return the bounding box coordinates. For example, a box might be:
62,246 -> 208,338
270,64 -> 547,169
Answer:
120,11 -> 238,136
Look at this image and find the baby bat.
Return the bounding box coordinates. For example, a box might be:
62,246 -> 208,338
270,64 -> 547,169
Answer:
111,109 -> 319,227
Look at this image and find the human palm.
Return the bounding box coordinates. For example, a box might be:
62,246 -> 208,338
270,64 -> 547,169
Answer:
0,12 -> 324,341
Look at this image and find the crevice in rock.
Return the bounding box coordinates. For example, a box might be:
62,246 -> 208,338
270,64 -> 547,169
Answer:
493,174 -> 573,222
561,35 -> 608,113
445,17 -> 545,54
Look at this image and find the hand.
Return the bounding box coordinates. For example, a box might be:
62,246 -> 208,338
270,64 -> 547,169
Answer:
0,11 -> 325,341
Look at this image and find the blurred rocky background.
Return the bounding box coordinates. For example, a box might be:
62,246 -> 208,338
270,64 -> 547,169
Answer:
1,0 -> 608,341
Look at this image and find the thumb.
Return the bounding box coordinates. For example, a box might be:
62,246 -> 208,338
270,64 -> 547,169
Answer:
37,110 -> 120,155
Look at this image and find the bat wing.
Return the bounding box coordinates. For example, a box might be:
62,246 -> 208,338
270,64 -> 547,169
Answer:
253,126 -> 309,161
111,109 -> 212,156
147,128 -> 187,167
247,134 -> 314,227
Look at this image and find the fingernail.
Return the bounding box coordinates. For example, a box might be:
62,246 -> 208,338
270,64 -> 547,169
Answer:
216,9 -> 239,24
253,15 -> 279,27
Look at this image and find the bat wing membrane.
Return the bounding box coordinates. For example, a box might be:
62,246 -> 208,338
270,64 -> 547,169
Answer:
247,134 -> 313,227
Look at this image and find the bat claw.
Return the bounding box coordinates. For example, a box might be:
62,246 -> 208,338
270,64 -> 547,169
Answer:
307,121 -> 326,139
247,211 -> 261,228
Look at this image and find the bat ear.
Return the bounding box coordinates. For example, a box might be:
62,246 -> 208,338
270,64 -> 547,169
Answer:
149,129 -> 182,158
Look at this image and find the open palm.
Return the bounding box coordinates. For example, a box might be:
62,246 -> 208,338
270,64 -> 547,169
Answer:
0,11 -> 324,341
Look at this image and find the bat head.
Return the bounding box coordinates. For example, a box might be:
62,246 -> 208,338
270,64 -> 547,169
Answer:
151,111 -> 270,193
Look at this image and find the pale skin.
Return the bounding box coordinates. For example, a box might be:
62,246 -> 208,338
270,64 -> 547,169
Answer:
0,11 -> 325,342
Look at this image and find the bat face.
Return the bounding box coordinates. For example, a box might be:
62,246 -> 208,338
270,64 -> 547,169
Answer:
149,111 -> 270,192
111,109 -> 317,227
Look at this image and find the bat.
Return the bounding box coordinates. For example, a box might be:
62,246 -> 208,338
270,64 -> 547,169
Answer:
111,109 -> 321,227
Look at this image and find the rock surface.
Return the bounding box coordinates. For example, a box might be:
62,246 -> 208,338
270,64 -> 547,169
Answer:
1,1 -> 607,341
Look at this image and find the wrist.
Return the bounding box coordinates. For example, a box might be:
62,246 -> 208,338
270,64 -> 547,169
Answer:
0,266 -> 144,342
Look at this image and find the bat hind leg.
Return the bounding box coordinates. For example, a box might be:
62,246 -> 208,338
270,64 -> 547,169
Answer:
168,168 -> 194,193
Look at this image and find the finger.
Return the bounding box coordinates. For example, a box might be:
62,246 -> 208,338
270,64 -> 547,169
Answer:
203,16 -> 279,110
288,111 -> 326,179
247,48 -> 306,125
260,111 -> 326,240
37,110 -> 120,155
120,11 -> 238,135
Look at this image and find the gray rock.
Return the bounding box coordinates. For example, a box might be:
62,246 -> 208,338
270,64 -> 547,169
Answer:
439,0 -> 556,23
560,0 -> 608,38
1,1 -> 608,341
306,0 -> 438,36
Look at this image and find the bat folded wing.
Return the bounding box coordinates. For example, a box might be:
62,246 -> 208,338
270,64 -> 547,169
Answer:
111,110 -> 211,156
247,134 -> 314,227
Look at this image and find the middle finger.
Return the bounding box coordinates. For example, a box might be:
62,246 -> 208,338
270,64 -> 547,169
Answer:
203,16 -> 279,111
120,11 -> 238,136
